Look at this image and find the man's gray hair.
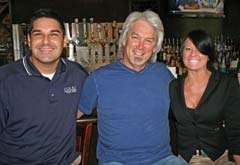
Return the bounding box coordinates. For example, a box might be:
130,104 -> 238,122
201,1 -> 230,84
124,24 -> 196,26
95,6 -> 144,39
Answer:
117,10 -> 164,62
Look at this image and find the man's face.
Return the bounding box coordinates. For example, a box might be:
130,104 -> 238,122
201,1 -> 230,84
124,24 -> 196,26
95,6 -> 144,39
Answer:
28,17 -> 66,72
122,19 -> 157,71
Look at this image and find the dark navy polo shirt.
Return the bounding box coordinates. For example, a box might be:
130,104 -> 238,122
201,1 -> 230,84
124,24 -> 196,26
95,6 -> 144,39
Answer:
0,54 -> 88,164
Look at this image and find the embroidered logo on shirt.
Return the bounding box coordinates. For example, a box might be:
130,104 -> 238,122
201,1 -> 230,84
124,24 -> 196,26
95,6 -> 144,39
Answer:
64,86 -> 77,94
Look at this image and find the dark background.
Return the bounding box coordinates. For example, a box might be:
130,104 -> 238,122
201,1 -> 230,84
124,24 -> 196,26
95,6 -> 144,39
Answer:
10,0 -> 240,39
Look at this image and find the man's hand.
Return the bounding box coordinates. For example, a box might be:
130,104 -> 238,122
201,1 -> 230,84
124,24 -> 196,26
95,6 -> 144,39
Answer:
77,110 -> 84,119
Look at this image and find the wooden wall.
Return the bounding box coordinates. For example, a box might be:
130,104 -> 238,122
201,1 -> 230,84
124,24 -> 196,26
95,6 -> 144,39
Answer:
11,0 -> 129,23
11,0 -> 240,38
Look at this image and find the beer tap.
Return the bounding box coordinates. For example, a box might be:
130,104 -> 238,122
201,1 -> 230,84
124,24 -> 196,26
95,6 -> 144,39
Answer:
64,22 -> 75,61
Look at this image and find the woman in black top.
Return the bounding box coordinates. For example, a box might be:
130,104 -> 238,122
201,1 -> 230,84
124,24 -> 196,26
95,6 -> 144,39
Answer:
169,29 -> 240,164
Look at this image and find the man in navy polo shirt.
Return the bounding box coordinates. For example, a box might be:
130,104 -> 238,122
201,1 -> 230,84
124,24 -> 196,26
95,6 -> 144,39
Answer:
0,9 -> 87,164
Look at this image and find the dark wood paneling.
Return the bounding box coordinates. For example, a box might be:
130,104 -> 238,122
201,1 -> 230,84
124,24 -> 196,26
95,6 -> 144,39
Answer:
11,0 -> 129,23
11,0 -> 240,38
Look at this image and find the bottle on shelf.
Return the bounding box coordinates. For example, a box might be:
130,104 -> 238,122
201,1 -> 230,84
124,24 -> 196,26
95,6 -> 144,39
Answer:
237,57 -> 240,84
64,22 -> 75,61
219,56 -> 226,73
75,18 -> 90,69
109,20 -> 117,62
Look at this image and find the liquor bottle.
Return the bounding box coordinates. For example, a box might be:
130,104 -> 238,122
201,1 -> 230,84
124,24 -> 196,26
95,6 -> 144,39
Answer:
237,57 -> 240,84
219,56 -> 226,73
103,23 -> 110,64
163,38 -> 168,64
75,18 -> 90,70
166,38 -> 172,65
225,51 -> 231,73
96,23 -> 104,66
89,18 -> 95,41
64,22 -> 75,61
109,20 -> 117,62
20,23 -> 29,56
91,21 -> 103,69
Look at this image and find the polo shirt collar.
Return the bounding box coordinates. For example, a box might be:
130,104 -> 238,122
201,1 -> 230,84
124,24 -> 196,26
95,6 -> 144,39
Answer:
22,52 -> 67,76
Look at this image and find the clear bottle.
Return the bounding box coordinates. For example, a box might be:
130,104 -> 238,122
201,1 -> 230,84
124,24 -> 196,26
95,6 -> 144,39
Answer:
75,18 -> 90,70
219,56 -> 226,73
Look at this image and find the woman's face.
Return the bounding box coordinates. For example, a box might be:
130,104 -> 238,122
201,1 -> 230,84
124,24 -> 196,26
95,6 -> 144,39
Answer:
182,38 -> 209,72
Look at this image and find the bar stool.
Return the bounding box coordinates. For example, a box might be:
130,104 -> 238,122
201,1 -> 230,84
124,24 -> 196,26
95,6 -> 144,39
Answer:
76,115 -> 97,165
